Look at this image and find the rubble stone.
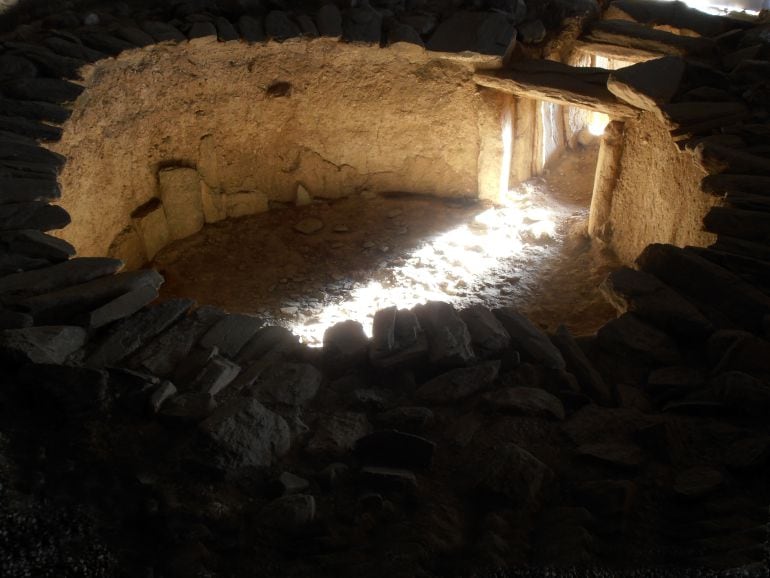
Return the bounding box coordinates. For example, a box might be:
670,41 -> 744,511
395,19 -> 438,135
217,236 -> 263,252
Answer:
200,398 -> 291,469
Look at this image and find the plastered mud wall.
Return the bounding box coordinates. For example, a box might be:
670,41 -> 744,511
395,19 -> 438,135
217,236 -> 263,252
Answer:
51,38 -> 506,266
50,35 -> 720,272
599,111 -> 719,264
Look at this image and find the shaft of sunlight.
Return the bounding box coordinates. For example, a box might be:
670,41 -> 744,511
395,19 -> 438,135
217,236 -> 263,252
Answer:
287,184 -> 563,346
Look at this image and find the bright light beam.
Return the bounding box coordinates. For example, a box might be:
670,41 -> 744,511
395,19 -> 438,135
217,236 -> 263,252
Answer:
284,183 -> 567,346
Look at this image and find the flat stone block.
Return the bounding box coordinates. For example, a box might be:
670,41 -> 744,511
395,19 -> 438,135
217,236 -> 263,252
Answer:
159,167 -> 204,241
132,198 -> 171,260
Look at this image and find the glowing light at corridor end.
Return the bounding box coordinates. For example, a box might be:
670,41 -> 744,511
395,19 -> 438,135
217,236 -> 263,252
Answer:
671,0 -> 763,16
588,112 -> 610,137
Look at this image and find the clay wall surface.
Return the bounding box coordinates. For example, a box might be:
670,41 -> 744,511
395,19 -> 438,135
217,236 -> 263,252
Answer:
51,39 -> 500,264
604,111 -> 718,264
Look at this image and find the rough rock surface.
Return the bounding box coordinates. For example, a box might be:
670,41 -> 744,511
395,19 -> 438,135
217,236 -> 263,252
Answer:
199,398 -> 291,470
0,325 -> 86,364
494,307 -> 565,370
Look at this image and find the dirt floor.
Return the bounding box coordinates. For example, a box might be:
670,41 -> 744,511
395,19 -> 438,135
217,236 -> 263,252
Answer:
153,144 -> 621,344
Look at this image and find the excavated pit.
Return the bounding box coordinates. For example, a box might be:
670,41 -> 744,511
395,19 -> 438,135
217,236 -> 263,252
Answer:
50,38 -> 626,342
151,143 -> 620,345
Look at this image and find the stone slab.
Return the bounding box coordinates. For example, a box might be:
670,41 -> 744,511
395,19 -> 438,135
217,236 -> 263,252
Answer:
86,298 -> 193,368
199,313 -> 264,359
0,98 -> 71,124
0,325 -> 86,364
239,15 -> 266,43
114,26 -> 155,48
190,354 -> 241,396
0,142 -> 64,167
265,10 -> 301,40
132,198 -> 170,261
353,430 -> 435,469
637,243 -> 770,333
0,115 -> 61,142
158,167 -> 204,241
0,257 -> 123,297
79,30 -> 137,55
226,190 -> 268,218
413,301 -> 475,367
323,319 -> 369,374
0,307 -> 32,329
601,267 -> 714,339
597,312 -> 681,367
215,17 -> 239,42
200,398 -> 291,469
428,11 -> 514,56
459,304 -> 511,359
0,253 -> 51,275
44,36 -> 105,62
236,325 -> 300,365
148,380 -> 177,413
317,4 -> 342,37
482,387 -> 565,420
246,362 -> 321,407
306,412 -> 370,460
370,307 -> 429,369
141,21 -> 186,43
1,77 -> 84,104
607,56 -> 685,111
130,306 -> 225,378
87,283 -> 159,330
0,177 -> 61,204
415,361 -> 500,404
493,307 -> 565,370
22,270 -> 163,325
159,392 -> 216,423
0,202 -> 70,232
551,325 -> 613,406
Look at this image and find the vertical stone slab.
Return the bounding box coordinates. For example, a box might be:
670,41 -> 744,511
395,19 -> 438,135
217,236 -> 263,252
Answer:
198,134 -> 220,189
201,181 -> 226,224
108,226 -> 146,270
477,89 -> 511,203
589,120 -> 625,243
511,97 -> 536,184
132,198 -> 171,260
159,167 -> 204,240
536,100 -> 565,174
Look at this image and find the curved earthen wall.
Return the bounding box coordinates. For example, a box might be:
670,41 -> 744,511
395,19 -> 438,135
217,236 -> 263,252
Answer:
599,111 -> 719,263
51,39 -> 506,266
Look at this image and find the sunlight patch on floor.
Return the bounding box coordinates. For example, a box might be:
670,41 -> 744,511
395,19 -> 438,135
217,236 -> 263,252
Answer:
285,183 -> 565,346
